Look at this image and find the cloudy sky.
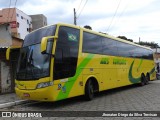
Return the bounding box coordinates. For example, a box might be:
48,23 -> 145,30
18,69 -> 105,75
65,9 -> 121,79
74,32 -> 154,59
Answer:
1,0 -> 160,45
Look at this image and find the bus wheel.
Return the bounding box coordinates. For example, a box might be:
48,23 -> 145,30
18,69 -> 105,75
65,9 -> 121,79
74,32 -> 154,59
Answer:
140,74 -> 146,86
85,79 -> 94,101
145,74 -> 150,85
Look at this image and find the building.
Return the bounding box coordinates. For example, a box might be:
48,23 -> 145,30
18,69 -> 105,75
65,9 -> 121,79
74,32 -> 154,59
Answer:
153,48 -> 160,64
0,23 -> 22,94
0,23 -> 12,47
30,14 -> 47,30
0,8 -> 32,39
152,48 -> 160,75
0,8 -> 48,94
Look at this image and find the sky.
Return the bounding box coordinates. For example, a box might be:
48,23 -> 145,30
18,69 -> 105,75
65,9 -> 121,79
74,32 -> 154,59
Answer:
0,0 -> 160,46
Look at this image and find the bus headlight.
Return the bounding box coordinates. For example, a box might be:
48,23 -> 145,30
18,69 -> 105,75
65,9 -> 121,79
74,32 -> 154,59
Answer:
36,82 -> 53,89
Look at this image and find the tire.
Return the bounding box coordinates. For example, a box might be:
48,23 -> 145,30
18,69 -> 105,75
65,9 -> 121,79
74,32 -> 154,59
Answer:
140,74 -> 146,86
145,74 -> 150,85
85,79 -> 94,101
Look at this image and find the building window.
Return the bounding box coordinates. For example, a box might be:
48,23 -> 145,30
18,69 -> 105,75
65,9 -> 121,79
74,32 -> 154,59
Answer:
18,33 -> 20,38
27,19 -> 29,24
29,28 -> 32,32
27,28 -> 29,32
21,16 -> 23,19
17,22 -> 19,28
17,14 -> 19,17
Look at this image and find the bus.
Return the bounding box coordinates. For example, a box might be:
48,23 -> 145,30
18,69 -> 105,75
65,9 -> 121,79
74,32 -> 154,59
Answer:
6,23 -> 156,101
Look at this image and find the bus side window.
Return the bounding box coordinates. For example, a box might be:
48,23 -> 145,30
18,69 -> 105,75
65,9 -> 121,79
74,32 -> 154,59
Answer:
54,26 -> 80,80
83,32 -> 102,54
102,37 -> 118,56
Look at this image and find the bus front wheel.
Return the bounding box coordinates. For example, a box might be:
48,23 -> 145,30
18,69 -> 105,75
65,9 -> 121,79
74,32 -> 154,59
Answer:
85,79 -> 94,101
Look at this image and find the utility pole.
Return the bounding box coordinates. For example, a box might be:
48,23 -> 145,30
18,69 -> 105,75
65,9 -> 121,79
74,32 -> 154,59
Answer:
73,8 -> 77,25
139,37 -> 140,43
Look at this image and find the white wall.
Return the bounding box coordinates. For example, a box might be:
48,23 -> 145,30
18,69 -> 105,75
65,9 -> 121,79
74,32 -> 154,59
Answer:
16,9 -> 32,39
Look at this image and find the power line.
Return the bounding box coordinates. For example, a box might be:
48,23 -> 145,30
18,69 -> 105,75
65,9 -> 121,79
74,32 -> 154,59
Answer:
77,0 -> 83,12
107,0 -> 122,32
111,0 -> 130,31
77,0 -> 88,19
10,0 -> 18,22
7,0 -> 12,23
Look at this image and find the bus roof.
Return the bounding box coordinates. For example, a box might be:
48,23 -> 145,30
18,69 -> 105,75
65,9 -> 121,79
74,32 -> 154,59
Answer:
57,23 -> 152,51
30,22 -> 153,51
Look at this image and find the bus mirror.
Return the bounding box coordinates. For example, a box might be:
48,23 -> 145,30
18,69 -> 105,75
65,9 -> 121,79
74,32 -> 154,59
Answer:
6,47 -> 11,60
41,37 -> 48,54
6,47 -> 20,60
41,36 -> 58,54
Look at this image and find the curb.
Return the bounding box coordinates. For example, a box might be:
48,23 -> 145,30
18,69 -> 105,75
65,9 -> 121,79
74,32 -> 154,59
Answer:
0,100 -> 28,109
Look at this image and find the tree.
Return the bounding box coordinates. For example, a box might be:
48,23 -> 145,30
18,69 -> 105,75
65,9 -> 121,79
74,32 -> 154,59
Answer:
84,25 -> 92,30
117,36 -> 133,42
135,41 -> 159,48
99,32 -> 108,35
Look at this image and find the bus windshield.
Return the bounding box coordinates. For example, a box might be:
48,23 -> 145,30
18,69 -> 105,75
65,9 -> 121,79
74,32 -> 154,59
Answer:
16,25 -> 56,80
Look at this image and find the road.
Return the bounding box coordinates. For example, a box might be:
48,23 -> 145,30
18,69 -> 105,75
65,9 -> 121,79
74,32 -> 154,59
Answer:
1,80 -> 160,120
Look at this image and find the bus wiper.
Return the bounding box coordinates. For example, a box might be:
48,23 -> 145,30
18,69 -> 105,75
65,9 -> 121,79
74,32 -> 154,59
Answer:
27,49 -> 37,80
28,49 -> 33,65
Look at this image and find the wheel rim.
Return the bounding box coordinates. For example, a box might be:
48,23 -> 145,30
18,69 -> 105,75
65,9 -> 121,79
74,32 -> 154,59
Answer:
89,81 -> 94,99
89,81 -> 94,97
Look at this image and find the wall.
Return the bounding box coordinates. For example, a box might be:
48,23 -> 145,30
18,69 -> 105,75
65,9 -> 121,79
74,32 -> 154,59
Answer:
154,53 -> 160,64
0,8 -> 32,39
16,8 -> 32,39
30,14 -> 47,30
0,24 -> 22,94
0,8 -> 18,34
0,49 -> 12,94
11,37 -> 23,47
0,24 -> 12,47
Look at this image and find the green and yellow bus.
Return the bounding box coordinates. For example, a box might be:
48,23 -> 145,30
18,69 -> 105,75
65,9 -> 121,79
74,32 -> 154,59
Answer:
6,23 -> 156,101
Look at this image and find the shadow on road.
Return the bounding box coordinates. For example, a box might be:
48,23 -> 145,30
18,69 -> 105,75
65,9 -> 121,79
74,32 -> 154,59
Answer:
23,82 -> 155,110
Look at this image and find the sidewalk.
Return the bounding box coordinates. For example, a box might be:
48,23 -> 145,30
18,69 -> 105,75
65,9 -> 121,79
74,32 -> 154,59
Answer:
157,72 -> 160,80
0,93 -> 20,104
0,93 -> 28,109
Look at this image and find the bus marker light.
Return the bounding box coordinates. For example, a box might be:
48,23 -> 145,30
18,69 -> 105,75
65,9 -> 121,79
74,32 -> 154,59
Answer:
57,84 -> 62,90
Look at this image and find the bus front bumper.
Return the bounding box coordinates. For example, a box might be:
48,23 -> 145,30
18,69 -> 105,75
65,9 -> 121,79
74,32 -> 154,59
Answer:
15,86 -> 56,102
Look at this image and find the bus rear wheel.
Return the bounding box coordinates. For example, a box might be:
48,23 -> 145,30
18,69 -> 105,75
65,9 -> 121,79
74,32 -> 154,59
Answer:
145,74 -> 150,85
85,79 -> 94,101
140,74 -> 146,86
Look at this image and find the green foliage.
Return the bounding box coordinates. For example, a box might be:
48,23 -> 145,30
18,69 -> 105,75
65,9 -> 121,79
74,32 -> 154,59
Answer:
84,25 -> 92,30
117,36 -> 133,42
135,41 -> 159,48
99,32 -> 108,35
